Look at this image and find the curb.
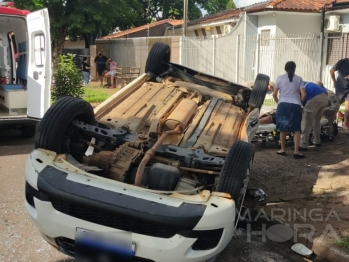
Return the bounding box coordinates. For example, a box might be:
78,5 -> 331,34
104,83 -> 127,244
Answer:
248,208 -> 349,262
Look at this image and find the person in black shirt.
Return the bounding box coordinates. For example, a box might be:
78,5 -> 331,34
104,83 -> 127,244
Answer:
94,51 -> 108,85
330,58 -> 349,131
82,57 -> 90,87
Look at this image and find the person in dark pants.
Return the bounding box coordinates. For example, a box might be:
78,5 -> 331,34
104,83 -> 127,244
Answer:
273,61 -> 306,159
330,58 -> 349,132
82,57 -> 90,87
94,51 -> 108,85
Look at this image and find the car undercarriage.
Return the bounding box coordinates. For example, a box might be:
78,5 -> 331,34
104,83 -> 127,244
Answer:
25,42 -> 270,262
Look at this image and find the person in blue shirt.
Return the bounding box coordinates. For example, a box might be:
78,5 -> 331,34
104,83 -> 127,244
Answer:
299,81 -> 329,151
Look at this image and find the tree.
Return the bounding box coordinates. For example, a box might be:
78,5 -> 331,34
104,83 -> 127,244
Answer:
138,0 -> 202,21
14,0 -> 143,61
226,0 -> 237,9
51,54 -> 84,102
200,0 -> 236,15
67,0 -> 143,47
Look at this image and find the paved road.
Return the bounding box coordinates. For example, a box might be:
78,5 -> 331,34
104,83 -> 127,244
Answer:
0,126 -> 319,262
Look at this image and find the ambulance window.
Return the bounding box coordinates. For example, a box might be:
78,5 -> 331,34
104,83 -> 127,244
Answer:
34,34 -> 45,66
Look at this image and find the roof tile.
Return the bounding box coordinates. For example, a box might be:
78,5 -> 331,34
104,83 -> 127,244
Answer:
101,19 -> 182,39
187,8 -> 242,26
247,0 -> 336,12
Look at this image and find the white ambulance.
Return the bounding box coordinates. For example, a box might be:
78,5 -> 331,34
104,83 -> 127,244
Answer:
0,2 -> 51,137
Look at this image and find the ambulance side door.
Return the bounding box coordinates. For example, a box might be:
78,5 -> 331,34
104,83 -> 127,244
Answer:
26,8 -> 51,119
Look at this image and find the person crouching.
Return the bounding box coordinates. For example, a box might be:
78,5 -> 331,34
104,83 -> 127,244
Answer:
299,81 -> 329,150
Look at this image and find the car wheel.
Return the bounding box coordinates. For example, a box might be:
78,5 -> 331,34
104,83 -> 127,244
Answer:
35,96 -> 95,158
249,74 -> 270,111
21,124 -> 36,138
145,42 -> 171,76
216,141 -> 255,208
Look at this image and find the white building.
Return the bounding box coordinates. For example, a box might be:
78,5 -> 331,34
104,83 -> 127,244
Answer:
171,0 -> 349,89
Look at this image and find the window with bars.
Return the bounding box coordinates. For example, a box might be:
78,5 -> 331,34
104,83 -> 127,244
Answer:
326,33 -> 349,65
260,29 -> 271,47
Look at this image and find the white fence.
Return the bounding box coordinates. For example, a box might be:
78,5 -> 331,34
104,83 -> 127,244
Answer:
181,33 -> 325,106
97,33 -> 344,106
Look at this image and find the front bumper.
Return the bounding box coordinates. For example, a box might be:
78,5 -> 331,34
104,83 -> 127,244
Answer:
25,149 -> 236,262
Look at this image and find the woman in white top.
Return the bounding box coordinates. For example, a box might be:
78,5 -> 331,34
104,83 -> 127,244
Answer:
273,61 -> 306,159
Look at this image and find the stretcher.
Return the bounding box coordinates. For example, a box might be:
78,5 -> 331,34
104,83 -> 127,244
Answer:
252,117 -> 338,147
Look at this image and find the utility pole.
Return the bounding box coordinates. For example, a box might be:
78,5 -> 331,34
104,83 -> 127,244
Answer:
183,0 -> 188,37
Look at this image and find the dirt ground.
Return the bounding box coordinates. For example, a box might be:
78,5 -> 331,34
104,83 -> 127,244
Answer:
245,127 -> 349,251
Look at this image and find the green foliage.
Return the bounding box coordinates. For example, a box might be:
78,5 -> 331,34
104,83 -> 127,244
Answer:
14,0 -> 144,57
200,0 -> 235,15
13,0 -> 235,56
226,0 -> 237,9
51,54 -> 84,102
336,236 -> 349,251
138,0 -> 202,21
137,0 -> 235,21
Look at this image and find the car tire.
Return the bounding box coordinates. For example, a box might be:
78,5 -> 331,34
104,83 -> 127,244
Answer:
35,96 -> 95,154
145,42 -> 171,76
216,141 -> 255,208
249,74 -> 270,111
21,124 -> 36,138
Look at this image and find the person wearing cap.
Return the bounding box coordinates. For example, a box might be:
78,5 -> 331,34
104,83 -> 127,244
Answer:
298,80 -> 329,151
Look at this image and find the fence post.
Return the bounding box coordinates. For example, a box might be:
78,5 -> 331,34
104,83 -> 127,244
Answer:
341,34 -> 344,59
179,36 -> 182,65
255,34 -> 261,79
213,36 -> 216,75
235,35 -> 240,83
319,32 -> 324,80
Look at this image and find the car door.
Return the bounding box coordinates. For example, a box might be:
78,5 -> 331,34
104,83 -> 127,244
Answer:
26,8 -> 51,119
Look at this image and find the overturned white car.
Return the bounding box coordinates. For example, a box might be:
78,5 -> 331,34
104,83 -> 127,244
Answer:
25,42 -> 269,262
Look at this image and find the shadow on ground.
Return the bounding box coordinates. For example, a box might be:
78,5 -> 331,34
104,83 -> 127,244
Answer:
0,124 -> 37,156
245,130 -> 349,252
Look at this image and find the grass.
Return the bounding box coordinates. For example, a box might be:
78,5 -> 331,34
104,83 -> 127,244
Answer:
336,236 -> 349,251
82,86 -> 114,103
263,98 -> 277,107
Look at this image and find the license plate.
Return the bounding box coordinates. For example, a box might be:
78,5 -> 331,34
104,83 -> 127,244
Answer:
75,228 -> 136,262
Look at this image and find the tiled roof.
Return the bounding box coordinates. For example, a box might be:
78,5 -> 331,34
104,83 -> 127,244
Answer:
187,8 -> 242,26
101,19 -> 182,39
243,1 -> 271,12
181,0 -> 337,28
247,0 -> 337,13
